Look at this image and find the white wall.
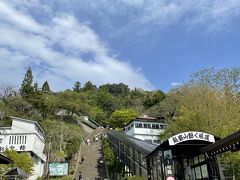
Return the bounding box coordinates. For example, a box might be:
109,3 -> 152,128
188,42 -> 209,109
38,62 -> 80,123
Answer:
0,117 -> 46,179
11,118 -> 45,142
125,121 -> 164,136
12,120 -> 36,134
30,153 -> 45,180
0,133 -> 45,160
134,128 -> 163,136
124,120 -> 165,143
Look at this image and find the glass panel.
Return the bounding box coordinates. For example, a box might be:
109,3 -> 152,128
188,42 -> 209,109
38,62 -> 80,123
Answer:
153,167 -> 158,180
199,154 -> 205,162
193,156 -> 199,164
144,124 -> 151,128
145,139 -> 152,143
195,166 -> 202,179
135,123 -> 143,128
153,140 -> 161,144
192,169 -> 196,180
201,164 -> 209,178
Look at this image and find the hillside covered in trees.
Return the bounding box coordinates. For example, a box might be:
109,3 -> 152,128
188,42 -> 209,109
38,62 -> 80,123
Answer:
0,67 -> 240,174
0,67 -> 166,170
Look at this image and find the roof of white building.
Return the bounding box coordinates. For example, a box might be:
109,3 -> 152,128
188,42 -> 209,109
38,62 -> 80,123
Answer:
10,116 -> 45,135
124,115 -> 165,127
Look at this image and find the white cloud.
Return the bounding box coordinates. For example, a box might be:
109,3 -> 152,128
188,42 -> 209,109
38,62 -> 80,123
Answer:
66,0 -> 240,33
126,0 -> 240,32
0,1 -> 43,33
0,1 -> 153,91
171,82 -> 181,87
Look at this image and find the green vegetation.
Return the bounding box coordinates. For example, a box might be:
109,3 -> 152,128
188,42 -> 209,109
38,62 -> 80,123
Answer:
1,67 -> 240,176
0,67 -> 166,174
102,138 -> 123,179
109,109 -> 138,128
42,81 -> 51,92
159,68 -> 240,174
0,149 -> 34,174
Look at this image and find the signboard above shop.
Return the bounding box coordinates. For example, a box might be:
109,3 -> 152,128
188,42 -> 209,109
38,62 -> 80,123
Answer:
168,131 -> 215,146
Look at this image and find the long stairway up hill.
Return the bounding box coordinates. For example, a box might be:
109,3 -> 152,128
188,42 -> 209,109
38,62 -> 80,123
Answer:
74,124 -> 107,180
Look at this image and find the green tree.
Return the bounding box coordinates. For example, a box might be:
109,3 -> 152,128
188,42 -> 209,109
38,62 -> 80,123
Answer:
56,90 -> 89,117
162,85 -> 240,138
102,139 -> 116,167
109,109 -> 138,128
82,81 -> 97,91
161,68 -> 240,173
73,81 -> 81,92
143,90 -> 165,108
39,93 -> 59,119
42,81 -> 51,92
8,97 -> 33,117
20,67 -> 34,99
99,83 -> 130,97
96,90 -> 121,114
3,149 -> 34,174
89,106 -> 107,126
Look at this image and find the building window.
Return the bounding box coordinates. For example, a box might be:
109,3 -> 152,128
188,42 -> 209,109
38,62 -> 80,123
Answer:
152,124 -> 160,129
143,124 -> 151,128
145,139 -> 152,143
153,140 -> 161,144
190,154 -> 209,179
135,123 -> 143,128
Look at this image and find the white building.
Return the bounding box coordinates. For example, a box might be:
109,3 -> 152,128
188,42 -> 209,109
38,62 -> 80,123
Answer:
123,115 -> 166,144
0,116 -> 46,180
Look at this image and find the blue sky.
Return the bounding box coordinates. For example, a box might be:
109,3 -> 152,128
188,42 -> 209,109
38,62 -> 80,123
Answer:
1,0 -> 240,92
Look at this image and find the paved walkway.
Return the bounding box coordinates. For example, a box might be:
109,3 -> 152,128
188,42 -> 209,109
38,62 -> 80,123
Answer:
75,128 -> 107,180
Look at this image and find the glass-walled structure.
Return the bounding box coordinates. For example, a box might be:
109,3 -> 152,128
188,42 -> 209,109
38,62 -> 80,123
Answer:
146,131 -> 221,180
107,130 -> 240,180
108,130 -> 157,178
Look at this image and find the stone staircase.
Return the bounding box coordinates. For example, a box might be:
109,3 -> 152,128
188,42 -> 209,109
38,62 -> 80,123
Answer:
74,129 -> 107,180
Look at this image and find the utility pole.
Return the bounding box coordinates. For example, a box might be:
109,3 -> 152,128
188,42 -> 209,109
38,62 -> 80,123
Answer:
46,135 -> 51,180
60,114 -> 63,151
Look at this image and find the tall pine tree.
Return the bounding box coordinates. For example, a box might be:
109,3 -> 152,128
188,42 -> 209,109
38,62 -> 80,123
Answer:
42,81 -> 51,92
73,81 -> 81,92
20,67 -> 34,99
